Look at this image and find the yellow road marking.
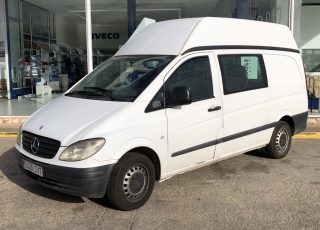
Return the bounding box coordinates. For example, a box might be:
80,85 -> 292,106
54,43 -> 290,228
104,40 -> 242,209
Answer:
0,132 -> 18,138
293,132 -> 320,139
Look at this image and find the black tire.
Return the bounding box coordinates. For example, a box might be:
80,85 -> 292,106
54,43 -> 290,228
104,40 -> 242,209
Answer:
105,152 -> 155,211
265,121 -> 292,159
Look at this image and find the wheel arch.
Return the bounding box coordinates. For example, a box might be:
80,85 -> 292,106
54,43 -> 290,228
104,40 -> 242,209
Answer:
279,116 -> 294,136
128,147 -> 161,181
115,147 -> 161,181
114,139 -> 162,181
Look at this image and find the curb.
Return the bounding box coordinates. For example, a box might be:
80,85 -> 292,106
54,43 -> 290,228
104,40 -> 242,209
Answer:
0,116 -> 28,125
292,132 -> 320,139
1,132 -> 320,139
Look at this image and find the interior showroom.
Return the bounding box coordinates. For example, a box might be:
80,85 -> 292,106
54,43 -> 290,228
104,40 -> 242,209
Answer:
0,0 -> 319,114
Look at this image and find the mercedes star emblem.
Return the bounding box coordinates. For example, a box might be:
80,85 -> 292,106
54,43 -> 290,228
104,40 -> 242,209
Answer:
31,137 -> 40,154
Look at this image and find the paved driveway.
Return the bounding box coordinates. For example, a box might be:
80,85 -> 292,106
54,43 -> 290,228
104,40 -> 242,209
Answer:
1,138 -> 320,229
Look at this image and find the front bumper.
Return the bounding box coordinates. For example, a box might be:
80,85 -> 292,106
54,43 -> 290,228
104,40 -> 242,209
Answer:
15,149 -> 115,198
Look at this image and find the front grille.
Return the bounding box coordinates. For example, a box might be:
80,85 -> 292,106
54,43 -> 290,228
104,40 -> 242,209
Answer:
22,131 -> 61,159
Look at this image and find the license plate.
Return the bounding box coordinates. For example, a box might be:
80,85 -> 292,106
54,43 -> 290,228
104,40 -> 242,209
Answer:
22,160 -> 43,177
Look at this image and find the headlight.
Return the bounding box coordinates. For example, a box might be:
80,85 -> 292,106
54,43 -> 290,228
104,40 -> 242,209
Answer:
16,125 -> 22,146
59,138 -> 105,161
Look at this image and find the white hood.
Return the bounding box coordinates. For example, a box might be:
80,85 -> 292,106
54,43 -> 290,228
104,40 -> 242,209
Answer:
22,96 -> 131,146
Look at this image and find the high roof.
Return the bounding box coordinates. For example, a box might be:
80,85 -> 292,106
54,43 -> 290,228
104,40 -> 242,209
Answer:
115,17 -> 298,56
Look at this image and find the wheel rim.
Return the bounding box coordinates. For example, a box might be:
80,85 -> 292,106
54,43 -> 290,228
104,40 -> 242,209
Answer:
123,165 -> 149,201
276,128 -> 289,154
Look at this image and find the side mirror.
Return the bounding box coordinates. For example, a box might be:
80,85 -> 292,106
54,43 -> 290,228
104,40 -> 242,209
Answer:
165,86 -> 192,108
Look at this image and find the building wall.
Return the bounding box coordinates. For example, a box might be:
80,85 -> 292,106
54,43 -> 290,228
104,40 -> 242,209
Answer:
297,4 -> 320,98
299,7 -> 320,50
55,15 -> 81,47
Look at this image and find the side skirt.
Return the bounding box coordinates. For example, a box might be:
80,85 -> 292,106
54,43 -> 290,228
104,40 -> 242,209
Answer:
159,143 -> 267,182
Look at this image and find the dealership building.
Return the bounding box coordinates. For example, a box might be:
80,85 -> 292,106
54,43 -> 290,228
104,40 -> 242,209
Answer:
0,0 -> 319,114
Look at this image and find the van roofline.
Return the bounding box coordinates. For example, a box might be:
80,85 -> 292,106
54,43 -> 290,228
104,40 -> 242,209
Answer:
181,45 -> 300,56
116,17 -> 298,57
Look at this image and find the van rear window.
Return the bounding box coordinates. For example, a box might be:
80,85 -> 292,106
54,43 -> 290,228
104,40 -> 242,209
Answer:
218,54 -> 268,95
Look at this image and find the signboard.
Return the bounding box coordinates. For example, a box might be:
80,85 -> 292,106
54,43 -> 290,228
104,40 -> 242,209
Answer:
92,33 -> 120,40
241,57 -> 258,79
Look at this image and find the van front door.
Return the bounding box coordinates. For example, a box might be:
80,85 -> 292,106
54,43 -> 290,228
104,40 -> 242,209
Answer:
165,53 -> 223,174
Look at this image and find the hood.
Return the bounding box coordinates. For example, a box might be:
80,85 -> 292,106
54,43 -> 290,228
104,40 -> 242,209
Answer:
22,96 -> 131,146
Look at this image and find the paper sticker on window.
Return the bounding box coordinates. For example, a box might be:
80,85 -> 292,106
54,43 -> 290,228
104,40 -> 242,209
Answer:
241,57 -> 258,79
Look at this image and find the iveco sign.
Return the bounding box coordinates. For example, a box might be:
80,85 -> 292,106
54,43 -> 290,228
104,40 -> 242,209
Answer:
92,33 -> 120,39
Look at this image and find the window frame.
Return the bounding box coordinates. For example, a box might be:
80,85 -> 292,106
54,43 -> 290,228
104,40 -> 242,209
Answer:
145,55 -> 214,113
218,54 -> 268,95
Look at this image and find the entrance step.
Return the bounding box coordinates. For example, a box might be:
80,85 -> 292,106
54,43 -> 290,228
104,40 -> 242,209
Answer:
0,116 -> 28,125
0,116 -> 319,129
307,116 -> 320,125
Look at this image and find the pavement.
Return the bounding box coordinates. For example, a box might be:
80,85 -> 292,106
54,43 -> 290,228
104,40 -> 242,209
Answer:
0,123 -> 21,132
1,137 -> 320,229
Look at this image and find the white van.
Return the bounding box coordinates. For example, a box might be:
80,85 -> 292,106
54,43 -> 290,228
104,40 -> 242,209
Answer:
15,17 -> 308,211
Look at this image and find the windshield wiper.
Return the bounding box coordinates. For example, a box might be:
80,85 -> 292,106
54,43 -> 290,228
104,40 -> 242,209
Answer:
65,90 -> 104,96
84,87 -> 113,94
83,87 -> 115,100
65,89 -> 115,101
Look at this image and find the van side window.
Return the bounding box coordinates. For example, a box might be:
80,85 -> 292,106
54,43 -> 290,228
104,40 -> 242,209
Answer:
165,56 -> 214,102
218,54 -> 268,95
145,56 -> 214,113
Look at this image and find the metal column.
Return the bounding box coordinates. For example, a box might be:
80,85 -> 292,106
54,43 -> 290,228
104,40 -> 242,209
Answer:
127,0 -> 136,38
4,0 -> 12,99
85,0 -> 93,73
289,0 -> 295,33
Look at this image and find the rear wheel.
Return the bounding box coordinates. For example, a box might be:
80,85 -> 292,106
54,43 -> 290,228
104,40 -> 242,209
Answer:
265,121 -> 292,159
106,152 -> 155,211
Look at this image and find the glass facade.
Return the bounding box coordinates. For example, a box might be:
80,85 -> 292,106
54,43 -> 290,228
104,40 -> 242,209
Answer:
0,0 -> 7,98
1,0 -> 318,114
134,0 -> 289,26
7,0 -> 53,98
294,0 -> 320,112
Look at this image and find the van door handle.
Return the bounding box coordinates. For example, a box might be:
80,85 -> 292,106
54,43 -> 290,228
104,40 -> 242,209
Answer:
208,106 -> 221,112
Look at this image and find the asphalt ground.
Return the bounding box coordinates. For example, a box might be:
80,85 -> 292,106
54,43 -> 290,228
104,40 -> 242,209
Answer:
1,137 -> 320,229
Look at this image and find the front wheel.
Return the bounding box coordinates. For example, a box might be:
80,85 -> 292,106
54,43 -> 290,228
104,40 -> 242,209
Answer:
265,121 -> 292,159
105,153 -> 155,211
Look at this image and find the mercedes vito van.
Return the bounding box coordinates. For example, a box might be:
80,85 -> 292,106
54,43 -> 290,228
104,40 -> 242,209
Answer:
15,17 -> 308,211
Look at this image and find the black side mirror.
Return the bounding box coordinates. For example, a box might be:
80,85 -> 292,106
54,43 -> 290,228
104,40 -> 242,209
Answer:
165,86 -> 192,108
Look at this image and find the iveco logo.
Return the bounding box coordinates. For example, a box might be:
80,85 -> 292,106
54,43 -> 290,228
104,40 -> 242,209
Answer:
92,33 -> 120,40
31,137 -> 40,154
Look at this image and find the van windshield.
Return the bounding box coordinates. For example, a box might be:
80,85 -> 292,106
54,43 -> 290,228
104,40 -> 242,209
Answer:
65,55 -> 175,102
